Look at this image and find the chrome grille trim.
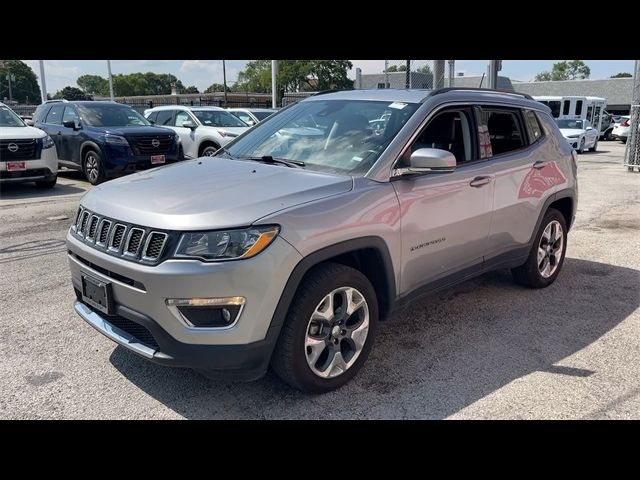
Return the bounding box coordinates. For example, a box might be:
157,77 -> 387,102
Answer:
108,224 -> 127,253
86,215 -> 100,241
142,232 -> 168,262
96,219 -> 112,247
77,210 -> 91,236
123,228 -> 145,258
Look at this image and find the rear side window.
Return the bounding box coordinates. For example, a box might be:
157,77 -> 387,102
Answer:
33,104 -> 51,123
62,106 -> 79,124
523,110 -> 544,144
45,104 -> 64,124
155,110 -> 173,126
477,108 -> 526,156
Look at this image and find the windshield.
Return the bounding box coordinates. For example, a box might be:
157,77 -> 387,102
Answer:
556,119 -> 584,129
193,110 -> 248,128
221,99 -> 420,175
0,106 -> 26,127
252,110 -> 275,121
77,104 -> 150,127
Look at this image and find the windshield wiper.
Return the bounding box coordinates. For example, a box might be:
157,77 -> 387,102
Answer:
239,155 -> 305,168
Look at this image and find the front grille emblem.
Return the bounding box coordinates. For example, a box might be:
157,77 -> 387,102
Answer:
151,138 -> 160,148
8,143 -> 19,153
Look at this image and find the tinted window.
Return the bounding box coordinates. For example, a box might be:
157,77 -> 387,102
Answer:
62,106 -> 79,124
33,104 -> 51,123
539,100 -> 561,118
481,109 -> 525,156
155,110 -> 174,126
146,111 -> 158,123
252,111 -> 275,121
230,111 -> 254,124
575,100 -> 583,116
193,110 -> 248,128
46,104 -> 64,124
523,110 -> 543,143
562,100 -> 570,116
77,105 -> 149,127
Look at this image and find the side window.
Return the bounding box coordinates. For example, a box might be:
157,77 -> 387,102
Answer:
575,100 -> 583,116
586,106 -> 593,123
33,104 -> 51,123
45,104 -> 64,124
481,108 -> 526,156
562,100 -> 570,116
403,108 -> 475,165
234,111 -> 254,124
523,110 -> 544,144
146,111 -> 158,123
174,111 -> 192,127
62,106 -> 79,124
155,110 -> 174,126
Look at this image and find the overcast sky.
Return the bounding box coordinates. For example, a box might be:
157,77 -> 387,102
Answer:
22,60 -> 636,94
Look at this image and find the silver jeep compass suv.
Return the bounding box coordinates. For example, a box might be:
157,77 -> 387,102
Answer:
67,88 -> 578,393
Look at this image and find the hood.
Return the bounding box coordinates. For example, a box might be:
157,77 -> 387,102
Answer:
0,125 -> 47,139
85,125 -> 176,137
79,157 -> 353,230
559,128 -> 585,137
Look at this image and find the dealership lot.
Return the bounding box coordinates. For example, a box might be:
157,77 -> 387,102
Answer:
0,142 -> 638,419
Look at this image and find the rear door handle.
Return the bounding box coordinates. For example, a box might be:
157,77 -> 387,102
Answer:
533,160 -> 549,169
469,176 -> 492,187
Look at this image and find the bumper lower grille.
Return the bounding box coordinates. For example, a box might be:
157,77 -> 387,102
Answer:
105,314 -> 159,350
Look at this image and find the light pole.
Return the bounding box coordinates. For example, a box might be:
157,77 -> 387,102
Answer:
6,73 -> 15,102
107,60 -> 115,101
39,60 -> 47,103
271,60 -> 278,109
222,60 -> 228,107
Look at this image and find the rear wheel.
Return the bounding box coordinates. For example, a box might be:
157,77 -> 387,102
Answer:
84,150 -> 106,185
621,138 -> 627,144
200,144 -> 219,157
271,263 -> 378,393
512,208 -> 567,288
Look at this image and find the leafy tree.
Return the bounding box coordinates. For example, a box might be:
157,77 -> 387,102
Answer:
77,74 -> 109,96
110,72 -> 186,96
180,85 -> 199,94
204,83 -> 230,93
535,60 -> 591,81
385,65 -> 397,72
611,72 -> 632,78
54,86 -> 92,101
417,64 -> 432,74
384,64 -> 407,72
0,60 -> 42,103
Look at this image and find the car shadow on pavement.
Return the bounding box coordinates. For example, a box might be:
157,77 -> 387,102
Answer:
109,257 -> 640,419
0,178 -> 86,200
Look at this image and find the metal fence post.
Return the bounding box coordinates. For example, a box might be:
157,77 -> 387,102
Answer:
624,60 -> 640,171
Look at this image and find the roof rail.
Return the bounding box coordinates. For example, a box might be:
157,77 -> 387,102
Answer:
312,89 -> 340,97
43,99 -> 69,104
429,87 -> 534,101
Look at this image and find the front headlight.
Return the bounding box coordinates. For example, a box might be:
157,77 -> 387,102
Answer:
174,225 -> 280,261
173,133 -> 181,143
567,134 -> 580,139
42,135 -> 54,149
217,130 -> 238,138
105,134 -> 129,145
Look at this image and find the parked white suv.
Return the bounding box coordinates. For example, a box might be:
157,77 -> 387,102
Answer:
144,106 -> 250,158
612,116 -> 631,143
0,102 -> 58,188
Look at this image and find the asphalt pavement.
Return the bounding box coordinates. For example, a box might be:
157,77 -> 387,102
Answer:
1,145 -> 639,419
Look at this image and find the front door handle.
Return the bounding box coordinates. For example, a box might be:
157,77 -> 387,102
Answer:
469,176 -> 492,187
533,160 -> 550,169
57,131 -> 62,135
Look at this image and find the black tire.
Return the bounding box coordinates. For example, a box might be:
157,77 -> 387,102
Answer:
604,129 -> 613,141
621,138 -> 627,144
35,175 -> 57,188
577,138 -> 585,154
589,138 -> 598,152
200,144 -> 219,157
271,263 -> 379,393
511,208 -> 568,289
84,150 -> 106,185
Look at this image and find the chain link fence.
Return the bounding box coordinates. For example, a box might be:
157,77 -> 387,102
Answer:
354,60 -> 457,90
624,60 -> 640,171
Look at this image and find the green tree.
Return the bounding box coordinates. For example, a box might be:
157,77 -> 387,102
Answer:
0,60 -> 42,103
180,85 -> 199,94
535,60 -> 591,81
77,74 -> 109,96
417,64 -> 432,74
611,72 -> 632,78
236,60 -> 353,93
204,83 -> 229,93
384,64 -> 407,72
111,72 -> 186,96
54,86 -> 92,100
385,65 -> 398,72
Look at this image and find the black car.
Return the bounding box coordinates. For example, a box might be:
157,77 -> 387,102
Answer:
33,100 -> 182,184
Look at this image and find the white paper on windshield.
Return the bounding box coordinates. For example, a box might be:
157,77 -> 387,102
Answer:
388,102 -> 407,109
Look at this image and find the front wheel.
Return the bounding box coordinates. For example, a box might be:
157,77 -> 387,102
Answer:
589,138 -> 598,152
511,208 -> 568,288
35,175 -> 57,188
577,138 -> 585,154
84,150 -> 106,185
201,145 -> 218,157
271,263 -> 378,393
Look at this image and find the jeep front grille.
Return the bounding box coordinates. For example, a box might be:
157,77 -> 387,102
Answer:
71,207 -> 172,265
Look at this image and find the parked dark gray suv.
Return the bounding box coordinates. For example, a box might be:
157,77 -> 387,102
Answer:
67,88 -> 578,393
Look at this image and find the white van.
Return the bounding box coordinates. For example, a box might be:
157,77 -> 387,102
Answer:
534,96 -> 608,138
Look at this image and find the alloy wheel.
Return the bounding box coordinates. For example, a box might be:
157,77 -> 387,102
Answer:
537,220 -> 564,278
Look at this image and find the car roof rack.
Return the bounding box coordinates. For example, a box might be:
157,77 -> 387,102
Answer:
429,87 -> 534,101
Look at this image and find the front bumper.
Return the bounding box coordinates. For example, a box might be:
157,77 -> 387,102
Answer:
0,148 -> 58,183
101,143 -> 181,177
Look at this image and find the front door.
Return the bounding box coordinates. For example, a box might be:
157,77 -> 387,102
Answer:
393,107 -> 494,294
61,106 -> 82,165
172,110 -> 198,158
41,104 -> 65,160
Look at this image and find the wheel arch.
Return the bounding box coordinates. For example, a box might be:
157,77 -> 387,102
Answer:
198,139 -> 221,156
80,141 -> 103,170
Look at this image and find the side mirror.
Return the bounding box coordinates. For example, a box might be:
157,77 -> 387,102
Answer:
395,148 -> 457,176
182,121 -> 197,130
24,119 -> 34,126
246,120 -> 256,126
586,126 -> 594,131
63,119 -> 81,130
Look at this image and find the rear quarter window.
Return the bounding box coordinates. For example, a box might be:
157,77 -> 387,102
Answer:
523,109 -> 544,144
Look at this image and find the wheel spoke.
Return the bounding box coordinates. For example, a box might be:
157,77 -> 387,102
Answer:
312,293 -> 334,322
350,319 -> 369,350
305,336 -> 327,368
537,247 -> 546,265
324,351 -> 348,378
345,288 -> 365,316
539,255 -> 549,273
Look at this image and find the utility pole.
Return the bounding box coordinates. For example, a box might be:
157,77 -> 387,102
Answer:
448,60 -> 455,87
107,60 -> 115,101
6,72 -> 15,102
434,60 -> 445,89
624,60 -> 640,170
222,60 -> 228,107
488,60 -> 501,89
271,60 -> 278,108
384,60 -> 389,88
39,60 -> 47,103
405,60 -> 411,89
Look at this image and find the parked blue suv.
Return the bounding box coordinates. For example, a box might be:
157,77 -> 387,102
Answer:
33,100 -> 181,184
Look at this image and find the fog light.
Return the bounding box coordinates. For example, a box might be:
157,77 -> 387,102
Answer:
166,297 -> 245,328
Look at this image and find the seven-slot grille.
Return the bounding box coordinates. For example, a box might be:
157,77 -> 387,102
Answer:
72,207 -> 170,264
0,138 -> 38,161
127,134 -> 174,155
